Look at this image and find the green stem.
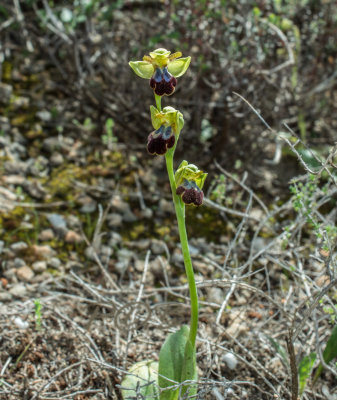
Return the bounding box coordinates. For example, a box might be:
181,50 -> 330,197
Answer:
165,150 -> 198,347
155,94 -> 162,112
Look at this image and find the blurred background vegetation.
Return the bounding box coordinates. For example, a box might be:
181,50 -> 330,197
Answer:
1,0 -> 336,183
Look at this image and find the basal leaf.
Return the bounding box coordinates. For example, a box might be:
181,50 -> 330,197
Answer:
180,338 -> 197,398
298,352 -> 316,395
158,325 -> 189,400
313,323 -> 337,383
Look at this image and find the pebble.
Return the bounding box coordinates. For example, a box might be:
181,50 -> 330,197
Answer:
32,261 -> 47,273
0,292 -> 13,302
122,209 -> 137,223
107,213 -> 123,228
9,283 -> 27,297
32,244 -> 56,259
17,265 -> 34,282
47,213 -> 67,230
39,229 -> 55,241
0,82 -> 13,104
14,258 -> 26,268
222,352 -> 238,370
108,232 -> 122,247
50,152 -> 64,166
10,241 -> 28,253
208,288 -> 224,304
13,316 -> 29,329
48,257 -> 61,269
36,110 -> 52,121
65,230 -> 83,244
150,240 -> 165,255
0,187 -> 17,201
111,195 -> 130,212
0,240 -> 4,254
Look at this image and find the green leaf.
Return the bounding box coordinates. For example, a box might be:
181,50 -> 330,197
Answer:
168,57 -> 191,78
180,339 -> 197,397
121,360 -> 159,400
314,324 -> 337,383
298,353 -> 316,395
158,325 -> 189,400
266,336 -> 289,368
129,61 -> 154,79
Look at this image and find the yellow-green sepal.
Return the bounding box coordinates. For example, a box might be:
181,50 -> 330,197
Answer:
168,57 -> 191,78
150,106 -> 161,130
129,61 -> 154,79
175,161 -> 207,189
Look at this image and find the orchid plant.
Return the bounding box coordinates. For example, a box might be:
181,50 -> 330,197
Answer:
121,48 -> 207,400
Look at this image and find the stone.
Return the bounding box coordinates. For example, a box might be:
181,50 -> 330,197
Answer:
0,292 -> 12,302
17,265 -> 34,282
47,213 -> 67,230
32,261 -> 47,273
14,258 -> 26,268
38,229 -> 55,241
48,257 -> 61,269
32,244 -> 56,259
36,110 -> 52,121
10,241 -> 28,252
9,283 -> 27,297
0,83 -> 13,104
50,152 -> 64,166
65,230 -> 83,244
0,240 -> 4,254
107,213 -> 123,228
0,187 -> 17,201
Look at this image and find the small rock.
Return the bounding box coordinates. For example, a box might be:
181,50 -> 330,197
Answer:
0,82 -> 13,104
17,265 -> 34,282
140,207 -> 153,219
48,257 -> 61,269
108,232 -> 122,247
39,229 -> 55,241
65,230 -> 83,244
122,209 -> 137,223
3,268 -> 17,280
0,187 -> 17,201
32,244 -> 56,259
159,198 -> 173,213
9,283 -> 27,297
10,241 -> 28,253
222,352 -> 238,370
208,288 -> 224,304
47,213 -> 67,232
0,292 -> 13,302
14,258 -> 26,268
36,110 -> 52,121
115,248 -> 134,274
107,213 -> 123,228
111,195 -> 130,212
13,316 -> 29,329
126,239 -> 151,251
150,240 -> 165,255
80,201 -> 97,214
0,240 -> 4,254
12,96 -> 29,109
50,152 -> 64,166
32,261 -> 47,273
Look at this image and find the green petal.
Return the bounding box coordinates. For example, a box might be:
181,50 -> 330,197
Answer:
168,57 -> 191,77
129,61 -> 154,79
